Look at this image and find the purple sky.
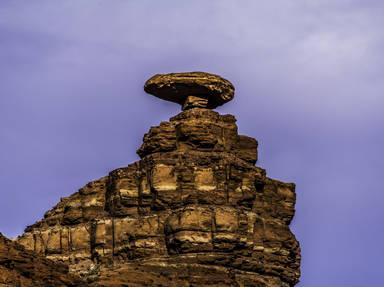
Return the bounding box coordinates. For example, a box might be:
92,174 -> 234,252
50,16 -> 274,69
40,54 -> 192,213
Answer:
1,1 -> 384,286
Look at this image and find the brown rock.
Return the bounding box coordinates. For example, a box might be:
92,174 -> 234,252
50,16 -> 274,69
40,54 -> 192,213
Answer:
0,233 -> 85,287
144,72 -> 235,110
15,72 -> 301,286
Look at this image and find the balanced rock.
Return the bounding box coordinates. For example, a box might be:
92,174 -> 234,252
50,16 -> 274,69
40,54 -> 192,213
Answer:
144,72 -> 235,110
16,72 -> 301,286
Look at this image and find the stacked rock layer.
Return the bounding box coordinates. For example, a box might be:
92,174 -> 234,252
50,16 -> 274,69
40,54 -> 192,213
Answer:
17,73 -> 301,286
0,233 -> 84,287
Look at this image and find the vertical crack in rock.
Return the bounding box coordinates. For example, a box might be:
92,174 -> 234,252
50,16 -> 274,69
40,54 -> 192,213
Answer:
0,233 -> 85,286
14,72 -> 301,286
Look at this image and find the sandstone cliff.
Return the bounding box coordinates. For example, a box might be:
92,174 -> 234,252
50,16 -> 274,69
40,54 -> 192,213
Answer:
15,72 -> 301,286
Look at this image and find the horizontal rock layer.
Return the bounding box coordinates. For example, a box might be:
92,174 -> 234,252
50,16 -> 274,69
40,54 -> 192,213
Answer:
17,108 -> 300,286
0,233 -> 84,287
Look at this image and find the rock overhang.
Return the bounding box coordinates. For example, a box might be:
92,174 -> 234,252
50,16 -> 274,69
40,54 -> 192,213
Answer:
144,72 -> 235,110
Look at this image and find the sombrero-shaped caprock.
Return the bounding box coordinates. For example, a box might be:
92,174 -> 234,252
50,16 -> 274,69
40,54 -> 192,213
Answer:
144,72 -> 235,110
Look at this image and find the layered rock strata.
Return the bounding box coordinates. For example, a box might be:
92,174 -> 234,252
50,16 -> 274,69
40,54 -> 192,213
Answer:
0,233 -> 84,287
17,72 -> 301,286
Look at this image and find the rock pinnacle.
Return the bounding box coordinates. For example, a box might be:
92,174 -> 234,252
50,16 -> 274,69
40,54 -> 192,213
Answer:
13,72 -> 301,286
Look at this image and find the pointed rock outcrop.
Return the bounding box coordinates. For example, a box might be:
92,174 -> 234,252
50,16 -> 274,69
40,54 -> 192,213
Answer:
17,72 -> 301,286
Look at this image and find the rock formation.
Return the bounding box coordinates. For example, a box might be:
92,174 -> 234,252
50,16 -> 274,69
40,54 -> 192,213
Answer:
0,233 -> 85,286
16,72 -> 301,286
144,72 -> 234,110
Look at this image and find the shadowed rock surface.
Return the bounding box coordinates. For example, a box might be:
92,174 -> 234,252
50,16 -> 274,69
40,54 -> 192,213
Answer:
15,72 -> 301,286
0,233 -> 85,287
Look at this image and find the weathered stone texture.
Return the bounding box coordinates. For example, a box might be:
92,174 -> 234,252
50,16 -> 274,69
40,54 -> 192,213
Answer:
0,233 -> 84,287
144,72 -> 235,110
14,72 -> 300,286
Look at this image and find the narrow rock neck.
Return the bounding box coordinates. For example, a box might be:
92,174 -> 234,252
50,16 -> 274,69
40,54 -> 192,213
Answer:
182,95 -> 209,110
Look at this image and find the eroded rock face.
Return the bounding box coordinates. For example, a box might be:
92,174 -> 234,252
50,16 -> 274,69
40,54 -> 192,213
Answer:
16,73 -> 301,286
0,233 -> 84,287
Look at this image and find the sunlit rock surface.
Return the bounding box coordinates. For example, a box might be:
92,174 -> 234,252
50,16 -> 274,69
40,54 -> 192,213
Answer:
17,72 -> 301,286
